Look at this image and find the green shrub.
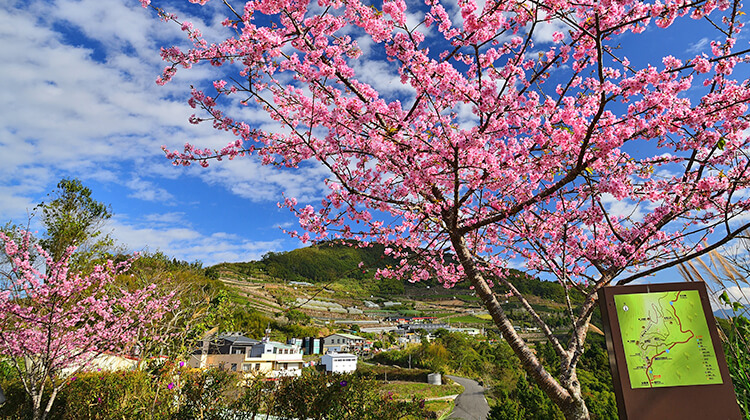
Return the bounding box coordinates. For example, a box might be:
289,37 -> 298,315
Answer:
0,360 -> 34,420
175,368 -> 241,420
271,371 -> 425,420
55,369 -> 175,420
356,364 -> 431,382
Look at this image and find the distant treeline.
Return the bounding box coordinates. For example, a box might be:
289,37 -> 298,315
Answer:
504,270 -> 585,304
218,240 -> 397,283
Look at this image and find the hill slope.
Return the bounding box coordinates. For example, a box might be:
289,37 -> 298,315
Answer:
208,241 -> 586,330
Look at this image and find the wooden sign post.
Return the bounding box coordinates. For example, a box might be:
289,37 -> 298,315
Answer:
598,282 -> 742,419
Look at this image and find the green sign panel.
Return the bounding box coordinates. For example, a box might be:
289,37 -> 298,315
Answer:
614,290 -> 722,388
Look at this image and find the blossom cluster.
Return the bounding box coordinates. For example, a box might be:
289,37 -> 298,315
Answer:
145,0 -> 750,289
0,232 -> 177,375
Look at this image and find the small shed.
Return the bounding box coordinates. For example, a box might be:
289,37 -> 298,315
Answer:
321,353 -> 358,373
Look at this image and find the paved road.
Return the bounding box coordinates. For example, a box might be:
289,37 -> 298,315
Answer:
445,375 -> 490,420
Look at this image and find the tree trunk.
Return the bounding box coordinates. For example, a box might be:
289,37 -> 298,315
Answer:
560,395 -> 590,420
449,233 -> 591,420
32,392 -> 42,420
40,387 -> 60,420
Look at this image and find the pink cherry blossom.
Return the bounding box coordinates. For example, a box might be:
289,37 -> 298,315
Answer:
0,232 -> 176,420
140,0 -> 750,417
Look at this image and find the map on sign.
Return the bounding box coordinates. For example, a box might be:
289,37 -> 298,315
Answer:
614,290 -> 722,389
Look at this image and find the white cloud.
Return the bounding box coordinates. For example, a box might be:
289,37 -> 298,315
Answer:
126,176 -> 177,203
710,284 -> 750,313
687,37 -> 710,54
0,186 -> 38,223
350,58 -> 416,98
108,215 -> 284,265
0,0 -> 331,265
532,16 -> 569,44
0,1 -> 327,212
599,193 -> 645,223
143,212 -> 188,224
198,159 -> 330,204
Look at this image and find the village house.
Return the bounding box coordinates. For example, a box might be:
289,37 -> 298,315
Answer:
322,333 -> 367,353
189,333 -> 303,377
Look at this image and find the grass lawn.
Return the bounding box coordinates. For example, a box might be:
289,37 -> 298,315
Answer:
379,381 -> 463,400
380,381 -> 462,420
447,315 -> 494,325
428,400 -> 454,419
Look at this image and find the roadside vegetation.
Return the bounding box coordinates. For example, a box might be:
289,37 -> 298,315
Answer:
1,180 -> 746,419
1,365 -> 432,420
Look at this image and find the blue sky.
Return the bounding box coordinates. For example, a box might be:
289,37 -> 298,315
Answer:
1,0 -> 328,265
2,0 -> 748,314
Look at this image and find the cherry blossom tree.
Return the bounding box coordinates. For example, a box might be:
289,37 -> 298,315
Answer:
141,0 -> 750,417
0,232 -> 176,420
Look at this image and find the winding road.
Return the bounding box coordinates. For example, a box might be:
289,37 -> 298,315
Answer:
445,375 -> 490,420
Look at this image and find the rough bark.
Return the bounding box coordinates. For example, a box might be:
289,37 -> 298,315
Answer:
450,233 -> 590,420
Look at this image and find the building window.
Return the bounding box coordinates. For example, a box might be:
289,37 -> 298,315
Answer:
255,363 -> 261,370
243,364 -> 251,372
231,363 -> 237,372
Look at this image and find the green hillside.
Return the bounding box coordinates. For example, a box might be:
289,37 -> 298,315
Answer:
214,240 -> 396,283
210,240 -> 585,300
207,240 -> 589,328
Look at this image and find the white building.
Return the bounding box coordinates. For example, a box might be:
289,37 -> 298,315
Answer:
245,338 -> 304,377
321,353 -> 358,373
190,334 -> 303,378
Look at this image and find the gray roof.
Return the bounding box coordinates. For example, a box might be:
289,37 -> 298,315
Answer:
327,333 -> 365,341
217,334 -> 261,346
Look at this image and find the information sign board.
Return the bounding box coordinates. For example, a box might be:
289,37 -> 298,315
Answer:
598,282 -> 741,419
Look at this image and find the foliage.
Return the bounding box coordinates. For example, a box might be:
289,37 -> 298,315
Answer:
142,0 -> 750,417
719,314 -> 750,418
37,178 -> 113,265
284,309 -> 311,325
489,375 -> 564,420
575,369 -> 617,420
234,241 -> 396,284
372,331 -> 518,382
378,381 -> 463,400
679,249 -> 750,418
125,252 -> 227,360
355,364 -> 431,383
133,251 -> 205,273
1,365 -> 247,420
503,270 -> 582,304
0,232 -> 175,420
271,371 -> 425,420
447,315 -> 493,325
175,367 -> 243,420
51,369 -> 176,420
0,359 -> 35,420
489,364 -> 616,420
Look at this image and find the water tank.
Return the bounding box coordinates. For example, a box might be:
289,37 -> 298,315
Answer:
427,372 -> 442,385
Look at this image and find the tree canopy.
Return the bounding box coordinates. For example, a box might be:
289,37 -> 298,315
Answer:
37,178 -> 113,264
141,0 -> 750,417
